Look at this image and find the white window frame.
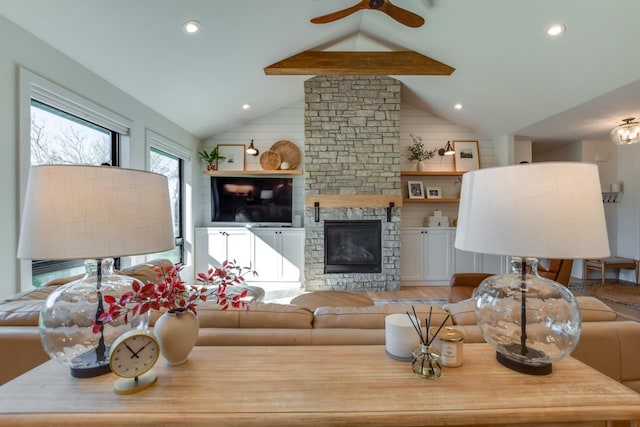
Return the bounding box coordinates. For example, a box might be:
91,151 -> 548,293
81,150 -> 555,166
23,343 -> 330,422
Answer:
18,67 -> 133,291
145,129 -> 194,279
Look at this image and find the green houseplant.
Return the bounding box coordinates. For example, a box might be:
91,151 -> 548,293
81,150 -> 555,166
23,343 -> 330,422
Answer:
198,147 -> 226,171
407,134 -> 435,171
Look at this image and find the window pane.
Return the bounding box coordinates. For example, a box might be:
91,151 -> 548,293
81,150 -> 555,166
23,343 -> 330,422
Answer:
30,100 -> 112,166
29,99 -> 118,286
150,147 -> 183,264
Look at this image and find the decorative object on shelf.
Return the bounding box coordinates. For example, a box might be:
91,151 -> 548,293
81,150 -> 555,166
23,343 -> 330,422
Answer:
610,118 -> 640,145
455,162 -> 610,375
280,161 -> 290,170
270,140 -> 300,170
17,165 -> 174,378
109,330 -> 160,394
426,187 -> 442,199
198,147 -> 226,171
406,306 -> 450,379
407,134 -> 436,171
610,181 -> 623,193
98,261 -> 255,365
407,181 -> 424,199
453,140 -> 480,171
260,150 -> 281,170
246,140 -> 259,156
216,144 -> 246,171
426,209 -> 449,227
438,140 -> 455,156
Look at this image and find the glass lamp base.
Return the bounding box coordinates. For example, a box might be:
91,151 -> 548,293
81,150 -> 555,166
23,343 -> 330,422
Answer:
496,348 -> 552,376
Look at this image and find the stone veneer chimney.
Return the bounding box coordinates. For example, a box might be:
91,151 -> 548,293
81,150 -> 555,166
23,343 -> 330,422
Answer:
304,75 -> 401,292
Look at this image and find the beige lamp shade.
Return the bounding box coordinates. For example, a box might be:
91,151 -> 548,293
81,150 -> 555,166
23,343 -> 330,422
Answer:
455,162 -> 610,259
18,165 -> 175,260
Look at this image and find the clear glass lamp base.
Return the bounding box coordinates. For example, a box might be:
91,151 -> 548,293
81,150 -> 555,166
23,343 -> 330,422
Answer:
474,257 -> 581,376
39,258 -> 149,378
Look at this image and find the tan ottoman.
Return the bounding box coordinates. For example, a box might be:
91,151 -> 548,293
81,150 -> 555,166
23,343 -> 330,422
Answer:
290,291 -> 374,311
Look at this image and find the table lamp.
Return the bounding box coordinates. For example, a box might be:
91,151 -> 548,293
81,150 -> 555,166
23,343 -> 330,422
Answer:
455,162 -> 610,375
17,165 -> 175,378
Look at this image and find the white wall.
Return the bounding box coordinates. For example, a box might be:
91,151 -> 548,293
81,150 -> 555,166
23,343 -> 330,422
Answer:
399,104 -> 496,227
616,143 -> 640,281
0,16 -> 201,298
199,101 -> 305,227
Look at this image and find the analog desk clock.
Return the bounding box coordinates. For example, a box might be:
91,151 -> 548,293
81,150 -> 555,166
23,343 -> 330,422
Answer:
109,330 -> 160,395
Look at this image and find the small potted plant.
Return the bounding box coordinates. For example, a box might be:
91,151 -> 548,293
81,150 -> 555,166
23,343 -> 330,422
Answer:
198,147 -> 226,171
407,134 -> 435,171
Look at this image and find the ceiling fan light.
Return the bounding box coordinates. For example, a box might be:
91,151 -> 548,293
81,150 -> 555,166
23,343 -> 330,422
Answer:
610,118 -> 640,145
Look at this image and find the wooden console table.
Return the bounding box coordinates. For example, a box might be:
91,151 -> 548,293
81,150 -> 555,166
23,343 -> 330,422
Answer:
584,257 -> 639,285
0,344 -> 639,426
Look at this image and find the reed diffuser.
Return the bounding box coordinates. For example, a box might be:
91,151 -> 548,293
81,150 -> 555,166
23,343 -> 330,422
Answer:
406,306 -> 450,379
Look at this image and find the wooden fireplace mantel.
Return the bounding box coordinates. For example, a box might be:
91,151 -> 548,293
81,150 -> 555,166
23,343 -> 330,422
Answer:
305,194 -> 403,208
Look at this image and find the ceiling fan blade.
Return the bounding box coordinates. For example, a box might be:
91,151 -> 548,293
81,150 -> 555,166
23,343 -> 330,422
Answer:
311,1 -> 367,24
379,1 -> 425,28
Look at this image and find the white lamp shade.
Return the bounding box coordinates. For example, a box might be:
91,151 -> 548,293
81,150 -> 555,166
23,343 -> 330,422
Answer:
455,162 -> 610,259
18,165 -> 175,260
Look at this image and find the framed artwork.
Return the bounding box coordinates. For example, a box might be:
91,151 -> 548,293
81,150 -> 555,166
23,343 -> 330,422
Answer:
453,140 -> 480,172
216,144 -> 246,171
407,181 -> 424,199
426,187 -> 442,199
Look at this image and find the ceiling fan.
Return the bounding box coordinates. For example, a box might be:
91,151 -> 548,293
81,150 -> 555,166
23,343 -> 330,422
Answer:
311,0 -> 425,28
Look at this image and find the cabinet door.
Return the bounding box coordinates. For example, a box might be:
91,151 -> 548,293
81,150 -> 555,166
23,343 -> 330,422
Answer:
223,228 -> 252,269
400,229 -> 425,281
251,229 -> 281,282
424,229 -> 453,281
279,230 -> 304,282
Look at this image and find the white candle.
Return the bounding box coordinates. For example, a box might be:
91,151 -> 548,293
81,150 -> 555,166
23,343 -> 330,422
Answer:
385,314 -> 420,361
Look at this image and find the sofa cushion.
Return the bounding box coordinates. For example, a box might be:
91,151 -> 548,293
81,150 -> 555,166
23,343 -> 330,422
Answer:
313,304 -> 452,329
150,301 -> 314,329
0,286 -> 58,326
444,296 -> 617,326
119,259 -> 174,284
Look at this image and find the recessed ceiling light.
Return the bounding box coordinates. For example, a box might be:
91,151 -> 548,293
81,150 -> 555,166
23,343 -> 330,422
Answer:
547,24 -> 566,36
454,103 -> 463,110
242,103 -> 251,110
183,20 -> 201,35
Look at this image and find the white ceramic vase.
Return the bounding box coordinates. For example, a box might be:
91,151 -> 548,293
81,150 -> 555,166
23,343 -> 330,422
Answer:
417,161 -> 425,171
153,310 -> 199,365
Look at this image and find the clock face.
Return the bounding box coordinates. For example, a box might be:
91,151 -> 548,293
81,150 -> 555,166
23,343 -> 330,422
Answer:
109,330 -> 160,379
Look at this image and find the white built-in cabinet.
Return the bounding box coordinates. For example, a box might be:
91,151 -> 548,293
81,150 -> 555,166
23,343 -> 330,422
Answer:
251,228 -> 305,282
400,228 -> 508,285
194,227 -> 304,285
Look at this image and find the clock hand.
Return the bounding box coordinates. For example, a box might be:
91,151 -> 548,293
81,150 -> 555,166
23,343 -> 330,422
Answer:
124,342 -> 140,359
131,341 -> 152,358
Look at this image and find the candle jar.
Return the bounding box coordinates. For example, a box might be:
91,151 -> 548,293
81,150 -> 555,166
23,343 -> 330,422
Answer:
411,344 -> 442,379
430,326 -> 464,367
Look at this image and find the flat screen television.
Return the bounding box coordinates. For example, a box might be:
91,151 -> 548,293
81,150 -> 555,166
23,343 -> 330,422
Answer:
210,177 -> 293,225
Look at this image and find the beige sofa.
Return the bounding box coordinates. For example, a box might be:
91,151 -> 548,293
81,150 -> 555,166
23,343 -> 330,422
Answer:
1,262 -> 639,394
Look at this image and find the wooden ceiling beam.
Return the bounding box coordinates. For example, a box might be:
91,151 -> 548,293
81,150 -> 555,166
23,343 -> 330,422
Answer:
264,51 -> 455,76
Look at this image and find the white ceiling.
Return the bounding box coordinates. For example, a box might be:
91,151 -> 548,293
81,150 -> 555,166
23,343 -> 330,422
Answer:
1,0 -> 640,142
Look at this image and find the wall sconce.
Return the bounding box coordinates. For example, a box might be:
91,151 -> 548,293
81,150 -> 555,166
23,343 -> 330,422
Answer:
438,141 -> 455,156
246,140 -> 259,156
610,118 -> 640,145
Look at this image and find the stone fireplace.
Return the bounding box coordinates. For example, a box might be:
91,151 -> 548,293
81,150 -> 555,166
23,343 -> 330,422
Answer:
304,75 -> 401,292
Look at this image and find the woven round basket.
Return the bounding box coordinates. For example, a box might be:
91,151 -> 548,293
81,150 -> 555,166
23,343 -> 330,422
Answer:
260,150 -> 281,170
270,140 -> 300,170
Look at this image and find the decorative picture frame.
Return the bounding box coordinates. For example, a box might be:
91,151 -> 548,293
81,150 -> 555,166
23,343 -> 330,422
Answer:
426,187 -> 442,199
453,140 -> 480,172
408,181 -> 425,199
216,144 -> 246,171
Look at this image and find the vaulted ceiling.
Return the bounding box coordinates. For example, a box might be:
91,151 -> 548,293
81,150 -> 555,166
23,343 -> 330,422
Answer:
1,0 -> 639,143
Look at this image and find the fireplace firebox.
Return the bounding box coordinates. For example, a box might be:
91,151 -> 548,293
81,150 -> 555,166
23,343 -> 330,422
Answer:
324,220 -> 382,274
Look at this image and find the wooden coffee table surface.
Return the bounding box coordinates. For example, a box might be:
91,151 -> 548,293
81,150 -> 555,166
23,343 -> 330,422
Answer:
0,344 -> 639,426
